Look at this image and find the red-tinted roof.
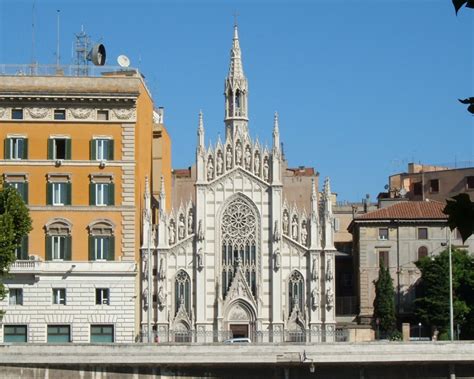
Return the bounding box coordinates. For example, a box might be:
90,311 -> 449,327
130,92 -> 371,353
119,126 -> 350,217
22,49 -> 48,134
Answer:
286,167 -> 316,177
173,168 -> 191,178
355,201 -> 447,220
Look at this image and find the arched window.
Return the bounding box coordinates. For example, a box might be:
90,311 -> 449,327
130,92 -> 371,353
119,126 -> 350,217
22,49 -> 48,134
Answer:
221,197 -> 257,298
175,270 -> 191,316
418,246 -> 428,260
235,90 -> 241,109
88,220 -> 115,261
289,271 -> 304,311
44,218 -> 72,261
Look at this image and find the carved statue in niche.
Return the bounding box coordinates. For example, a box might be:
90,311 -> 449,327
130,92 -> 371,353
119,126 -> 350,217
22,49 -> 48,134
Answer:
226,146 -> 232,169
273,220 -> 281,242
282,211 -> 289,235
143,288 -> 148,308
311,288 -> 319,309
235,142 -> 242,165
254,153 -> 260,175
311,257 -> 319,281
159,257 -> 166,280
301,220 -> 308,245
168,222 -> 175,245
244,146 -> 251,170
187,210 -> 194,234
263,158 -> 269,181
326,287 -> 334,308
157,286 -> 167,307
292,217 -> 299,240
207,157 -> 214,181
216,152 -> 224,175
326,257 -> 333,282
197,220 -> 204,241
178,217 -> 185,240
273,249 -> 281,270
196,248 -> 204,270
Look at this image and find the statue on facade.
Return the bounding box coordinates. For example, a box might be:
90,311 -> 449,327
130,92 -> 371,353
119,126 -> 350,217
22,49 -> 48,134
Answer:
196,248 -> 204,270
282,211 -> 289,235
197,220 -> 204,242
273,249 -> 281,270
263,158 -> 269,181
292,217 -> 298,240
207,158 -> 214,181
273,220 -> 281,242
244,146 -> 251,170
311,288 -> 319,310
226,146 -> 232,169
235,142 -> 242,165
216,152 -> 224,175
159,257 -> 166,280
326,287 -> 334,309
301,221 -> 308,245
254,153 -> 260,175
157,286 -> 167,308
326,257 -> 333,282
311,257 -> 318,281
169,222 -> 175,245
178,217 -> 185,240
187,210 -> 194,234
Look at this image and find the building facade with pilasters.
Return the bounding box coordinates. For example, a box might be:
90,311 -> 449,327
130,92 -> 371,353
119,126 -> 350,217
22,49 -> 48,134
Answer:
141,26 -> 337,342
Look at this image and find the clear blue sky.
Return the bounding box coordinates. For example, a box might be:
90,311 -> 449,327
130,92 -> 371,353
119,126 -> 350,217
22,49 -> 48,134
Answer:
1,0 -> 473,201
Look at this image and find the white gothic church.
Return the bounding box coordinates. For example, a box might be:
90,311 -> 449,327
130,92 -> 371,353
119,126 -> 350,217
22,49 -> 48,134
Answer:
141,25 -> 337,342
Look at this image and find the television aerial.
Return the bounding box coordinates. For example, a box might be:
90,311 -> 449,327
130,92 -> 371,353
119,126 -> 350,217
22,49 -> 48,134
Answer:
117,55 -> 130,68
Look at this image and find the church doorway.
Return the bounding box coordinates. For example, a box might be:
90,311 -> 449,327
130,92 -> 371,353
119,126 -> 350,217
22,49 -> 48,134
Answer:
230,324 -> 248,338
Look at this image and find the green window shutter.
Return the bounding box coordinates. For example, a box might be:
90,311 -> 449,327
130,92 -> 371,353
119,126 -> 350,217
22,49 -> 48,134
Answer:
46,182 -> 53,205
90,140 -> 96,160
107,236 -> 115,261
108,140 -> 114,161
89,236 -> 95,261
65,139 -> 71,160
24,182 -> 29,204
108,183 -> 115,205
45,236 -> 52,261
65,183 -> 72,205
22,139 -> 28,159
64,235 -> 72,261
4,138 -> 10,159
21,235 -> 29,260
47,139 -> 53,159
89,182 -> 95,205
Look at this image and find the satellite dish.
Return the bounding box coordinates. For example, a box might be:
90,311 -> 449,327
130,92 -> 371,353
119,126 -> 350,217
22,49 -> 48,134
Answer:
87,44 -> 106,66
399,188 -> 407,198
117,55 -> 130,68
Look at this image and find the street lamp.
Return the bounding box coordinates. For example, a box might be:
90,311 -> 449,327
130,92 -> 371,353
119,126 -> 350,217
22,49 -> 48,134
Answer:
441,228 -> 454,342
418,322 -> 422,340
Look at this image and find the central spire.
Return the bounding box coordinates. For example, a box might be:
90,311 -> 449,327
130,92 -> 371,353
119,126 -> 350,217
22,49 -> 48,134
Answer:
224,23 -> 249,140
228,25 -> 245,80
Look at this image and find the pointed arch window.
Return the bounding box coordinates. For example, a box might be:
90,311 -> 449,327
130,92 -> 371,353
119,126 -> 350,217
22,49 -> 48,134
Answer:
289,271 -> 304,311
175,270 -> 191,316
221,197 -> 257,298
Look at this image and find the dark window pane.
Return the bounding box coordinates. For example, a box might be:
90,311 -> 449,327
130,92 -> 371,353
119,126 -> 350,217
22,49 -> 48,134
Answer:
90,325 -> 114,343
378,228 -> 389,240
418,228 -> 428,240
54,110 -> 66,120
379,251 -> 389,268
47,325 -> 70,343
4,325 -> 27,342
430,179 -> 439,193
467,176 -> 474,190
418,246 -> 428,260
11,109 -> 23,120
413,182 -> 422,196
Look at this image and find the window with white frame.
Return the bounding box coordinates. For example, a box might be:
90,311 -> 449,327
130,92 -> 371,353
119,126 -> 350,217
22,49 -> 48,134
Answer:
92,139 -> 113,161
95,288 -> 110,305
47,175 -> 71,206
4,137 -> 27,160
9,288 -> 23,305
52,182 -> 67,205
51,235 -> 66,260
95,183 -> 109,206
88,220 -> 115,261
45,218 -> 72,261
89,176 -> 114,206
52,288 -> 66,305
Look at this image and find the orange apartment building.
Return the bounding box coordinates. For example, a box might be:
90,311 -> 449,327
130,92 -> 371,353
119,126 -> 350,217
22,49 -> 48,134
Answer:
0,68 -> 169,344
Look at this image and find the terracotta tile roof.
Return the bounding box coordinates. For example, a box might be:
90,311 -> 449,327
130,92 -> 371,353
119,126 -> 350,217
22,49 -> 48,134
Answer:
173,168 -> 191,178
354,201 -> 447,221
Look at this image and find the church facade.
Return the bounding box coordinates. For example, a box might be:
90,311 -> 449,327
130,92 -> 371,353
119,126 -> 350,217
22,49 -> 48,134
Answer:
141,26 -> 337,342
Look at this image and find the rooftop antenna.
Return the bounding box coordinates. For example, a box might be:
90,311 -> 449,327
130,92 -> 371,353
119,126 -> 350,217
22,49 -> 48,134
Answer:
73,26 -> 106,76
56,9 -> 61,68
31,0 -> 37,69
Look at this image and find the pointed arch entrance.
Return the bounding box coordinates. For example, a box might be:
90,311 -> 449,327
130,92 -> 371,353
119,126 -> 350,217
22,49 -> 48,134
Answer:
224,299 -> 256,339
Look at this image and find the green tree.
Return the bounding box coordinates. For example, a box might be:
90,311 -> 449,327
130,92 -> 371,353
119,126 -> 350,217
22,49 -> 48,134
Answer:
415,249 -> 474,339
373,266 -> 396,336
0,186 -> 32,318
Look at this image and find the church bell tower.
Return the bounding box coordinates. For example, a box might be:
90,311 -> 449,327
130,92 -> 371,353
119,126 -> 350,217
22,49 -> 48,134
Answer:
224,24 -> 249,140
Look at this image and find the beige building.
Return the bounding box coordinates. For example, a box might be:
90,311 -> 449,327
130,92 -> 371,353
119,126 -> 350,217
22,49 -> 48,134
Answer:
386,163 -> 474,202
348,200 -> 473,325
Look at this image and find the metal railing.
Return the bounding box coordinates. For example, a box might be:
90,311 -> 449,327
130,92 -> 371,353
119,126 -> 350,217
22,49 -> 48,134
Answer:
141,328 -> 349,344
0,64 -> 138,78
